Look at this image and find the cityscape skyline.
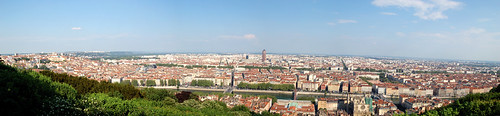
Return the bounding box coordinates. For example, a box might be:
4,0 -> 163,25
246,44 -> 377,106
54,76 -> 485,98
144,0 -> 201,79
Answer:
1,0 -> 500,61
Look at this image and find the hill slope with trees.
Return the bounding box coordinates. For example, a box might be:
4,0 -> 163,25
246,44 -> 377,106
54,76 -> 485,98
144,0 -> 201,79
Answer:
0,63 -> 277,115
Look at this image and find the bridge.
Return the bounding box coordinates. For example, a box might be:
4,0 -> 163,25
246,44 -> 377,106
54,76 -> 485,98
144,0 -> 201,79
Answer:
224,86 -> 234,94
224,69 -> 235,94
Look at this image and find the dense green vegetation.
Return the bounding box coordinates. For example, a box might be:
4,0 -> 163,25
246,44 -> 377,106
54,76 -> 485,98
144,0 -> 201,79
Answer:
191,80 -> 214,87
295,67 -> 329,71
412,70 -> 448,74
359,77 -> 373,86
237,82 -> 295,91
33,65 -> 50,70
13,57 -> 31,61
168,79 -> 180,86
146,80 -> 156,86
1,63 -> 80,115
416,84 -> 500,116
0,63 -> 277,115
155,63 -> 183,67
378,73 -> 400,83
297,96 -> 316,104
193,91 -> 278,104
38,70 -> 142,100
355,67 -> 387,72
144,63 -> 234,69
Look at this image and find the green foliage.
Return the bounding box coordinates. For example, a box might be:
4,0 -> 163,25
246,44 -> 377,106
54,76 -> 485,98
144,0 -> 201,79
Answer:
217,65 -> 234,69
295,67 -> 329,71
237,82 -> 295,91
412,70 -> 448,74
490,84 -> 500,93
155,63 -> 183,67
131,80 -> 139,86
0,63 -> 266,116
34,65 -> 50,70
140,88 -> 178,102
422,84 -> 500,116
121,80 -> 132,85
261,111 -> 280,116
39,70 -> 142,99
0,63 -> 80,115
354,67 -> 387,72
40,59 -> 51,64
359,77 -> 373,86
146,80 -> 156,86
297,96 -> 316,104
191,80 -> 214,87
168,79 -> 180,86
232,105 -> 250,111
14,57 -> 31,61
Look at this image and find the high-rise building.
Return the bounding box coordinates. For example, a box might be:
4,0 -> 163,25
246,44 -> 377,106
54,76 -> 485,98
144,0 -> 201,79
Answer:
262,49 -> 266,62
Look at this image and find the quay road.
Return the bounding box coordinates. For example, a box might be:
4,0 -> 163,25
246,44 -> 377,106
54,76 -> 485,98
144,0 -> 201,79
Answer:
148,86 -> 366,97
143,86 -> 458,99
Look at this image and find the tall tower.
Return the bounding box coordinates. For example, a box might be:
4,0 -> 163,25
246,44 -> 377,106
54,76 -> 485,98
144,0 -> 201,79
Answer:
262,49 -> 266,62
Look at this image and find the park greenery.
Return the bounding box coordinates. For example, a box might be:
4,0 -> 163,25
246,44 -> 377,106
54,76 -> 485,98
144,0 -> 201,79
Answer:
358,77 -> 373,86
295,67 -> 329,71
168,79 -> 180,86
395,84 -> 500,116
354,67 -> 387,72
142,63 -> 235,69
412,70 -> 448,74
13,57 -> 31,61
0,63 -> 279,116
33,65 -> 51,70
378,73 -> 400,83
190,80 -> 214,87
297,96 -> 316,104
237,82 -> 295,91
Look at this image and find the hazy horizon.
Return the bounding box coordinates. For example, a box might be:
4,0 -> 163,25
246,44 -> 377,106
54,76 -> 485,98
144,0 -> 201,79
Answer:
1,0 -> 500,61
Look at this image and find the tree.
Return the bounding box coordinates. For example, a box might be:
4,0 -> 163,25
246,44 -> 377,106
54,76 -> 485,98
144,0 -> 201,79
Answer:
146,80 -> 156,86
168,79 -> 178,86
121,80 -> 131,85
131,80 -> 139,86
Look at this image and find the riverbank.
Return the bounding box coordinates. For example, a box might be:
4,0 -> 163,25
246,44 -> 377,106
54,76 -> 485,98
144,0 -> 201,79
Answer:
148,86 -> 362,97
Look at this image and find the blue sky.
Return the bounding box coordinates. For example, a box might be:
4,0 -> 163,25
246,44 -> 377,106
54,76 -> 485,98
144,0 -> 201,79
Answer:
1,0 -> 499,61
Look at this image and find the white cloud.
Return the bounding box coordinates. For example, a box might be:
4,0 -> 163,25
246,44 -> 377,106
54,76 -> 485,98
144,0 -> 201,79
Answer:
218,34 -> 256,40
243,34 -> 256,39
372,0 -> 462,20
337,19 -> 357,23
327,22 -> 336,26
462,27 -> 485,35
396,32 -> 406,36
71,27 -> 81,30
381,12 -> 397,15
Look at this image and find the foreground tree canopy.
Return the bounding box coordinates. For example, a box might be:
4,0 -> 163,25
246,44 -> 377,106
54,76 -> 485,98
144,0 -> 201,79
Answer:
0,63 -> 280,116
397,84 -> 500,116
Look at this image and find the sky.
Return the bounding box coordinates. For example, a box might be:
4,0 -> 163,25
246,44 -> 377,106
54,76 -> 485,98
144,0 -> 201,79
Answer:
1,0 -> 499,61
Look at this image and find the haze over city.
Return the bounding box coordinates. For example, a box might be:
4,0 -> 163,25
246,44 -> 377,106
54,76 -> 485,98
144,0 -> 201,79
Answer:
1,0 -> 500,61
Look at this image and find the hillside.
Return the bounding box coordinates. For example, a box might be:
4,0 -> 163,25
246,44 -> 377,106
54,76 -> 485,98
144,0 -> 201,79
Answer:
0,63 -> 275,116
415,85 -> 500,116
